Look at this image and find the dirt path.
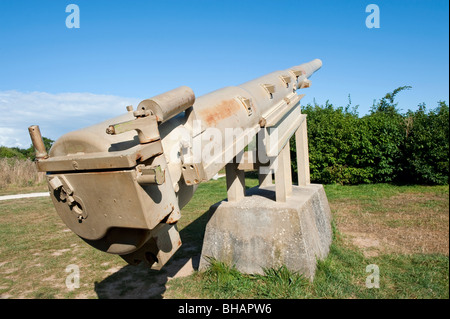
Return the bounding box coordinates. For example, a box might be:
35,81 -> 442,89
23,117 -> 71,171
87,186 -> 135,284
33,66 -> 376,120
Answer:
0,192 -> 50,201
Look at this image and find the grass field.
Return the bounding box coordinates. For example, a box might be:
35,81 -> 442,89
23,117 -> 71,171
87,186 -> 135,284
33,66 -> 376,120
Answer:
0,176 -> 448,299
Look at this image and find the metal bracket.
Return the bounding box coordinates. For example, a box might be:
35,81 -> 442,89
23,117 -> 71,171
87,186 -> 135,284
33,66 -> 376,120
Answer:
261,83 -> 276,99
48,175 -> 88,221
298,79 -> 311,89
236,96 -> 253,116
280,75 -> 292,88
181,163 -> 202,185
290,69 -> 304,79
106,112 -> 160,144
136,164 -> 165,185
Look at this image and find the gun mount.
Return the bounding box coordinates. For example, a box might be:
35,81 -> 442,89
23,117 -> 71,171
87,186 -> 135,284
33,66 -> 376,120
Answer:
29,59 -> 326,273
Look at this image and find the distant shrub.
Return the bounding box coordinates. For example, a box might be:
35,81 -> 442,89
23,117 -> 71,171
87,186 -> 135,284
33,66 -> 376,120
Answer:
292,88 -> 449,185
0,146 -> 27,159
400,101 -> 449,184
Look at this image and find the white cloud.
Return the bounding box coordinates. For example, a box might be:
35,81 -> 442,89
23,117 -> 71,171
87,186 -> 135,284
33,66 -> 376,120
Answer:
0,90 -> 141,148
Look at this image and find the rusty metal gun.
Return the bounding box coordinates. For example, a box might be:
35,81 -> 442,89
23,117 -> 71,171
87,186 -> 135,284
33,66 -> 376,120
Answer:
28,59 -> 322,270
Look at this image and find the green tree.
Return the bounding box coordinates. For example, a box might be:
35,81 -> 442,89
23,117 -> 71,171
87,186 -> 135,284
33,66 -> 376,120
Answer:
0,137 -> 54,160
294,86 -> 448,185
370,86 -> 412,114
401,101 -> 449,184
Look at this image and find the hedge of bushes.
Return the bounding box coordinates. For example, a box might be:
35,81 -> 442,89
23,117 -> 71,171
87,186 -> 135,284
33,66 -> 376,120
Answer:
291,87 -> 449,185
0,137 -> 54,161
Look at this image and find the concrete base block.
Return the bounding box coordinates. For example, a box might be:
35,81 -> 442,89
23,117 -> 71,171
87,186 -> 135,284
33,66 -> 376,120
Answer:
199,184 -> 332,280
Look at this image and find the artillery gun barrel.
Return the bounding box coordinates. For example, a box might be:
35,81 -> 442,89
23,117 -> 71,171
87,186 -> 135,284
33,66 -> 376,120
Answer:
29,59 -> 322,269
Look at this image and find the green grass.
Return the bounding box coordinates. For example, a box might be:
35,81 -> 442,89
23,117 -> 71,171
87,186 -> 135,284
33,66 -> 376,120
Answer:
324,183 -> 449,202
166,180 -> 449,299
166,222 -> 449,299
0,177 -> 448,299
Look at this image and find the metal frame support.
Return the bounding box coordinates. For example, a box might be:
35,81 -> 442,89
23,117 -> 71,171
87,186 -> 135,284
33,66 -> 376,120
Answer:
226,161 -> 245,203
295,118 -> 310,186
256,131 -> 273,187
259,168 -> 272,187
274,142 -> 293,202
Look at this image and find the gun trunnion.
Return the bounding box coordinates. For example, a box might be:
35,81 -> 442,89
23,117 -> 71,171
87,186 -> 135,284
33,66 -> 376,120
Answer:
29,59 -> 322,270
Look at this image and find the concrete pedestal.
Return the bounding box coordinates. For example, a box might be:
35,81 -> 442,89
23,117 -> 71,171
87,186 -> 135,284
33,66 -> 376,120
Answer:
199,184 -> 332,280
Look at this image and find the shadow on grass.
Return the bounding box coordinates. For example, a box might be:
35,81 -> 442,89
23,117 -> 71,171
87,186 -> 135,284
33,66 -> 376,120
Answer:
94,209 -> 213,299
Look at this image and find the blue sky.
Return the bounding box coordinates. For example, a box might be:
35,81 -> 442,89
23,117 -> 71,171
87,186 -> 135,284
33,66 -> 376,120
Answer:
0,0 -> 449,147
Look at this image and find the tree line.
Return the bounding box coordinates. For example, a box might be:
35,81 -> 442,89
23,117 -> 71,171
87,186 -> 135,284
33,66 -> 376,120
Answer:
291,86 -> 449,185
0,137 -> 54,161
1,86 -> 448,185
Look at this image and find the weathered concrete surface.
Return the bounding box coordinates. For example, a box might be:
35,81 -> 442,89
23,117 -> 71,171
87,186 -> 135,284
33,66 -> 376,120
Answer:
199,184 -> 332,280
